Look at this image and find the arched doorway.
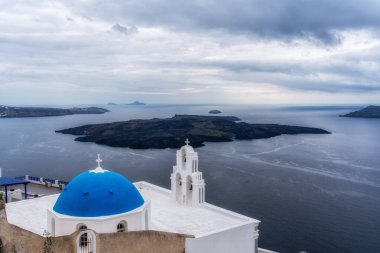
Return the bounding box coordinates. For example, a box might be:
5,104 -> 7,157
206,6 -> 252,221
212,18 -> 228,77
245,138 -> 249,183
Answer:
77,230 -> 96,253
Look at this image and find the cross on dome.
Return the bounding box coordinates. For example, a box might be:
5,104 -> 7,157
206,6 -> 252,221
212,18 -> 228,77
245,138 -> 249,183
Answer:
185,138 -> 190,146
96,154 -> 102,168
90,154 -> 108,173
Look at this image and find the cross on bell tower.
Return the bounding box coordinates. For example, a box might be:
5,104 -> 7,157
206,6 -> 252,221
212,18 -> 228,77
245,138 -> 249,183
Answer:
185,138 -> 190,146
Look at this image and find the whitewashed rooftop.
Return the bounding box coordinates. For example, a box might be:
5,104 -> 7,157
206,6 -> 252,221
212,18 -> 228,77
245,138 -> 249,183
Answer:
136,181 -> 258,237
6,194 -> 58,235
5,182 -> 258,237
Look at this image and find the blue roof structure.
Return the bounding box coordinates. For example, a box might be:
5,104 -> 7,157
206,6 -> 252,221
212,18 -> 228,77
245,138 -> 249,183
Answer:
0,177 -> 29,186
53,170 -> 144,217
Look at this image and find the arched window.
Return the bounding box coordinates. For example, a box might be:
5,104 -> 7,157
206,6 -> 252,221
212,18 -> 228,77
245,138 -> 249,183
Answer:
117,221 -> 127,232
77,230 -> 96,253
177,173 -> 182,186
187,176 -> 193,192
182,149 -> 187,164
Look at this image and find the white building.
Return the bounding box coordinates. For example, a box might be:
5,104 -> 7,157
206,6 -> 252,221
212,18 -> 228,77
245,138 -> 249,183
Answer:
3,140 -> 275,253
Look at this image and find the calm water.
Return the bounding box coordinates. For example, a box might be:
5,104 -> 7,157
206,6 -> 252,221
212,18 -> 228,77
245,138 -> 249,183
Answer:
0,105 -> 379,253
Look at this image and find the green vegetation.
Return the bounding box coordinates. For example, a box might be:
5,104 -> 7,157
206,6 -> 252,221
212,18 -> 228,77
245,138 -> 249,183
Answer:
43,231 -> 53,253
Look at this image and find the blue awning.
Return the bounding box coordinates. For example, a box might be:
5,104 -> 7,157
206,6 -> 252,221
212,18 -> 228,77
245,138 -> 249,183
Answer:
0,177 -> 29,187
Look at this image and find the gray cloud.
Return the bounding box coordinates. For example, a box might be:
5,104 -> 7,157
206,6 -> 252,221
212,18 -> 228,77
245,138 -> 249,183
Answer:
68,0 -> 380,44
1,0 -> 380,105
138,55 -> 380,94
110,24 -> 138,35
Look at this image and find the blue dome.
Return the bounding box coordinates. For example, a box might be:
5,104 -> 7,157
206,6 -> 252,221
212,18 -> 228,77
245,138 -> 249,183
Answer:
53,170 -> 144,217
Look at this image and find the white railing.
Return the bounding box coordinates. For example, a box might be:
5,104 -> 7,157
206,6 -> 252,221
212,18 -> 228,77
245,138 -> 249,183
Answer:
16,175 -> 68,189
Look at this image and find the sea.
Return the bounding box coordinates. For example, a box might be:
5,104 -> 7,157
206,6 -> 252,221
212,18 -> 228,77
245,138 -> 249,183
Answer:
0,104 -> 379,253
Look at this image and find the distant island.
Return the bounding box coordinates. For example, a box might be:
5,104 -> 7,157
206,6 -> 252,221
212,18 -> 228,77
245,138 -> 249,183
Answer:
56,114 -> 330,149
107,102 -> 117,105
0,106 -> 109,118
340,105 -> 380,118
209,110 -> 222,114
127,101 -> 146,105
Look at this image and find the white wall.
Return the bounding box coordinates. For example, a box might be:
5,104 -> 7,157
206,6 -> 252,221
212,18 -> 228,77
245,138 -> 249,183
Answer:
185,223 -> 258,253
47,201 -> 150,236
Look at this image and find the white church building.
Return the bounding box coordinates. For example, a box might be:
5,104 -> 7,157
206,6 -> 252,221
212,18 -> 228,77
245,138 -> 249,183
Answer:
1,140 -> 276,253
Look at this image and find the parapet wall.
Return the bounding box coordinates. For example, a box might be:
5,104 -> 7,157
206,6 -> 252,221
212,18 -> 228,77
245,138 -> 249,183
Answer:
0,218 -> 44,253
0,219 -> 74,253
0,217 -> 186,253
98,230 -> 187,253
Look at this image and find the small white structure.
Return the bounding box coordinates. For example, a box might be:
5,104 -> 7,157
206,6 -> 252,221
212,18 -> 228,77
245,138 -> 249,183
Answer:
47,155 -> 151,238
171,139 -> 205,205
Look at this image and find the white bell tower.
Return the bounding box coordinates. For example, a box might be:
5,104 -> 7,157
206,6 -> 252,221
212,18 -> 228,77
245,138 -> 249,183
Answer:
171,139 -> 205,206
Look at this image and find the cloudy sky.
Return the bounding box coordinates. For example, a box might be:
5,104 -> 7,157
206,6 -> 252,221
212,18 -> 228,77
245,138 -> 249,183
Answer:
1,0 -> 380,105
